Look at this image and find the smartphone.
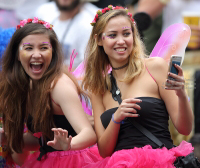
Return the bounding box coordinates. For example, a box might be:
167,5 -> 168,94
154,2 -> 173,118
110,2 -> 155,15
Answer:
167,55 -> 182,81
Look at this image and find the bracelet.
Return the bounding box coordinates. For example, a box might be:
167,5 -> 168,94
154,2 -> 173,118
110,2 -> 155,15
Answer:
112,113 -> 124,124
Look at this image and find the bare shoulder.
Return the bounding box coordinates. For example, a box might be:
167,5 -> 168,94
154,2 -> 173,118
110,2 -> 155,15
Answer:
145,57 -> 168,80
145,57 -> 168,70
51,73 -> 78,100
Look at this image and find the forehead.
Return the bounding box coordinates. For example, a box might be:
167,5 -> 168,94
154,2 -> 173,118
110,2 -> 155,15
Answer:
20,34 -> 50,45
104,15 -> 131,31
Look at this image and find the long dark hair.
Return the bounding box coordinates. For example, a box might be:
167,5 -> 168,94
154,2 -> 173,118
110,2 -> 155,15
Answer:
0,23 -> 64,153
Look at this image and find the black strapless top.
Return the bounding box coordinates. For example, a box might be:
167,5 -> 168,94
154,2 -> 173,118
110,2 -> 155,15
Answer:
100,97 -> 173,151
27,114 -> 77,137
27,114 -> 77,160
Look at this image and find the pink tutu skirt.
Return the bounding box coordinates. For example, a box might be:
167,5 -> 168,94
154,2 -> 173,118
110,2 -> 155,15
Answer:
21,145 -> 103,168
84,141 -> 194,168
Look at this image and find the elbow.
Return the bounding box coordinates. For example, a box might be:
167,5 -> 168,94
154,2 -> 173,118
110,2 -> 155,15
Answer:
178,126 -> 192,136
88,129 -> 97,146
98,143 -> 112,158
99,150 -> 111,158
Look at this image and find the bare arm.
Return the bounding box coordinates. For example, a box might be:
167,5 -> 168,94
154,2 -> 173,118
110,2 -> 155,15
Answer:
147,57 -> 193,135
11,132 -> 40,166
48,74 -> 96,150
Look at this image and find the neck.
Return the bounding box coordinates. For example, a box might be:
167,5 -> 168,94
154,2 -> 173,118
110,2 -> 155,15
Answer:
112,66 -> 127,81
59,4 -> 81,21
112,62 -> 129,70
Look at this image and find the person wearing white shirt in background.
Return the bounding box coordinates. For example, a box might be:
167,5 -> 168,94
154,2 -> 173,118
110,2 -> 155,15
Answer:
35,0 -> 99,68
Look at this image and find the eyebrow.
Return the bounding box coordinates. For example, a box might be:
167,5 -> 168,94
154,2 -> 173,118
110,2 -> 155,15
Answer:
22,43 -> 50,47
107,29 -> 132,33
42,42 -> 50,44
22,43 -> 31,46
122,26 -> 132,30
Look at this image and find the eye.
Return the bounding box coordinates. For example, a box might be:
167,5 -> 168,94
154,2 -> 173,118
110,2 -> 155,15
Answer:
25,47 -> 32,50
124,32 -> 131,36
107,34 -> 116,39
41,47 -> 48,50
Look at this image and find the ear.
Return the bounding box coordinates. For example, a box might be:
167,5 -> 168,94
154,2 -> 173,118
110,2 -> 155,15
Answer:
94,34 -> 103,46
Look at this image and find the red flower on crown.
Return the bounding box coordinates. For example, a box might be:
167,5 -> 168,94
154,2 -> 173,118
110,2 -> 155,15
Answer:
16,17 -> 53,30
90,5 -> 135,26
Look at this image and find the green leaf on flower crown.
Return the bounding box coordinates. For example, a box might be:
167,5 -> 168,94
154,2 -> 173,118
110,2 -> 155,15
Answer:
90,22 -> 96,26
97,10 -> 102,16
108,5 -> 113,10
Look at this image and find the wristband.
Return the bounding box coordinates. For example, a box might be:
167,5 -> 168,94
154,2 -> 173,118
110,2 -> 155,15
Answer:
112,113 -> 124,124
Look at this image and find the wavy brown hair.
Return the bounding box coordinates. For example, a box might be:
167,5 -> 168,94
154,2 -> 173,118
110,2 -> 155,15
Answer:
82,9 -> 148,95
0,23 -> 86,153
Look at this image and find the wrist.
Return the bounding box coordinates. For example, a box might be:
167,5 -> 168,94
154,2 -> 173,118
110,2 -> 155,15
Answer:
177,90 -> 187,99
112,113 -> 124,124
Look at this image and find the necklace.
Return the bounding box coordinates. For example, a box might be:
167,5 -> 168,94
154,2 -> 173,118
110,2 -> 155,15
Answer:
112,62 -> 129,70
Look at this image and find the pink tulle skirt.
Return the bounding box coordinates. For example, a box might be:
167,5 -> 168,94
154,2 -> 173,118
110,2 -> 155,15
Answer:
21,145 -> 103,168
84,141 -> 194,168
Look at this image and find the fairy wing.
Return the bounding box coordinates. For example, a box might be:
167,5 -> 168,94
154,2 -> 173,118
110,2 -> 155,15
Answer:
150,23 -> 191,65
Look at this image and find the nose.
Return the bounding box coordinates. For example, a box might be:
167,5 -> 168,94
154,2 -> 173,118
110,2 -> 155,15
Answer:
32,50 -> 42,58
116,36 -> 125,45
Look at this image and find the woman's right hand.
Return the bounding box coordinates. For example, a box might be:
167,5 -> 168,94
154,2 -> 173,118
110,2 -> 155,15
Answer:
47,128 -> 72,151
113,98 -> 142,123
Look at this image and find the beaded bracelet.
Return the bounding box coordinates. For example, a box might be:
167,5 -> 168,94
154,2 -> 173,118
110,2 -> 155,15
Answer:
112,113 -> 124,124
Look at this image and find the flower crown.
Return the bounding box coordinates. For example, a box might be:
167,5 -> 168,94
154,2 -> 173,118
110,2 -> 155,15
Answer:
90,5 -> 135,26
16,17 -> 53,30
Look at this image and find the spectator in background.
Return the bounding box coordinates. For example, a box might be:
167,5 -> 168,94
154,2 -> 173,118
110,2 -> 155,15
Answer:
136,0 -> 200,50
15,0 -> 49,21
35,0 -> 99,68
190,133 -> 200,160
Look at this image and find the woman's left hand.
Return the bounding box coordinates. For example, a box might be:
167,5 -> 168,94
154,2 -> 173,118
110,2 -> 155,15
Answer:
47,128 -> 72,151
165,64 -> 186,97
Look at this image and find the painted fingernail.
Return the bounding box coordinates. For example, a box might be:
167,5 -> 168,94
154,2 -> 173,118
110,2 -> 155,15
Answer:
138,114 -> 140,117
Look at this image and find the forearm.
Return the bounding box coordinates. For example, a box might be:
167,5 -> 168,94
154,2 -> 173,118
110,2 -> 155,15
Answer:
97,121 -> 120,158
11,132 -> 40,166
11,150 -> 30,166
23,132 -> 40,151
70,128 -> 96,150
176,92 -> 194,135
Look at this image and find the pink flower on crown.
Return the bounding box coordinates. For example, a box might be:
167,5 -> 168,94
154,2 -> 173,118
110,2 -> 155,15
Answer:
44,22 -> 50,29
128,12 -> 132,18
90,5 -> 135,27
32,17 -> 39,23
20,19 -> 28,27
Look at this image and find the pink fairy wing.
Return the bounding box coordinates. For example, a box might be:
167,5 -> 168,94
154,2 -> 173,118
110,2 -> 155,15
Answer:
72,61 -> 85,80
150,23 -> 191,65
72,61 -> 92,116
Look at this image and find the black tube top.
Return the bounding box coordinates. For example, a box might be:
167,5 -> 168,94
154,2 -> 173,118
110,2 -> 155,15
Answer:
100,97 -> 174,151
